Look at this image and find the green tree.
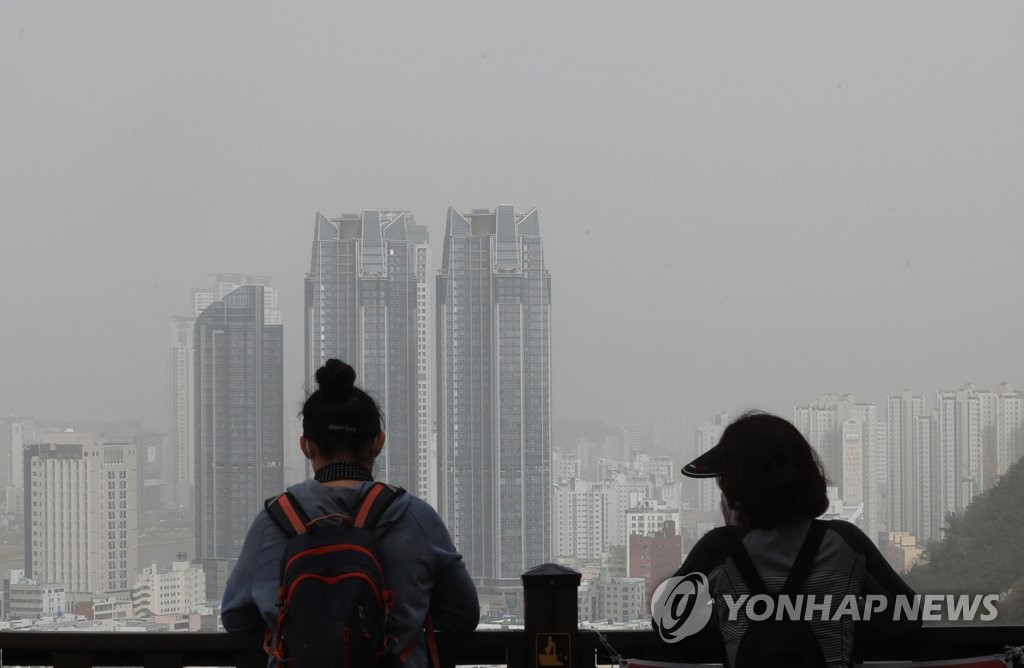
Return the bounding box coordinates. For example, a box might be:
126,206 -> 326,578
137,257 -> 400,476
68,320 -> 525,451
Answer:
906,458 -> 1024,596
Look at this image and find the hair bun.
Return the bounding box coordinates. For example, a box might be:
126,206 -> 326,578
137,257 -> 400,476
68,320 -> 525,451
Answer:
316,359 -> 357,398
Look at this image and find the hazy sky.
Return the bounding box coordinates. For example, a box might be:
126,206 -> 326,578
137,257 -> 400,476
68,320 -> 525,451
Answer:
2,2 -> 1021,438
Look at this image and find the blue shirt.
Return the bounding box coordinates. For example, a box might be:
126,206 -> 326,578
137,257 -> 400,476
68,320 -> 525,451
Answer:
221,479 -> 480,667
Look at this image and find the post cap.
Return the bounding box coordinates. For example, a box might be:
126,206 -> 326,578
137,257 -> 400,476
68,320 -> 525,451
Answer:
521,563 -> 582,588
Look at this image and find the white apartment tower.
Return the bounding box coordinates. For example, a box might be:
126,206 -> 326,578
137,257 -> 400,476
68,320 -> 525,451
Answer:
410,225 -> 435,506
553,478 -> 608,561
24,433 -> 138,594
794,395 -> 840,484
886,391 -> 926,535
996,384 -> 1024,479
695,413 -> 729,513
840,419 -> 864,507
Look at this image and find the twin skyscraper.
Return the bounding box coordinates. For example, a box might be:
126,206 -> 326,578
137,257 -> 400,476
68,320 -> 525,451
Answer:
305,205 -> 552,584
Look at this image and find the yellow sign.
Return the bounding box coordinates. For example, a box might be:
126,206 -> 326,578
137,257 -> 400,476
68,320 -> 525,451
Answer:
536,632 -> 571,667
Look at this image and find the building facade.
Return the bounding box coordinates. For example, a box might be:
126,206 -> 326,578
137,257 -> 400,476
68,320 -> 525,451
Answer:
170,275 -> 280,511
193,284 -> 284,569
436,205 -> 551,582
305,211 -> 429,495
7,578 -> 65,619
627,520 -> 682,612
24,433 -> 138,594
132,557 -> 206,617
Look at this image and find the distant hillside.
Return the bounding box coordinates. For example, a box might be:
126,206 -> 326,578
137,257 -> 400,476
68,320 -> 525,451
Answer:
905,457 -> 1024,622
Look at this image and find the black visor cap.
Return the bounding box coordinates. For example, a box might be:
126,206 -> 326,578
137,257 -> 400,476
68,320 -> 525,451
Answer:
681,443 -> 724,479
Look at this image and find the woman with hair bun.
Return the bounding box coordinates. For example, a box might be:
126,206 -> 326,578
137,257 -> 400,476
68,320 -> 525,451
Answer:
221,359 -> 479,666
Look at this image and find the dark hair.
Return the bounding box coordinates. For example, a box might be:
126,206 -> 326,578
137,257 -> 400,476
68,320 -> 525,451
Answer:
716,412 -> 830,528
300,359 -> 383,459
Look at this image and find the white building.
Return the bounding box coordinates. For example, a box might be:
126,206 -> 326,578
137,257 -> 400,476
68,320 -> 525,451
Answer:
132,557 -> 206,617
794,395 -> 840,481
553,450 -> 582,482
25,433 -> 138,594
6,571 -> 65,619
605,473 -> 652,547
625,500 -> 680,539
553,478 -> 608,561
694,413 -> 729,513
840,419 -> 864,507
410,226 -> 435,507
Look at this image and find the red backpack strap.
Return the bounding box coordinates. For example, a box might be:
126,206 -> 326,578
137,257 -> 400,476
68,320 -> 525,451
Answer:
352,482 -> 405,529
264,491 -> 310,536
424,613 -> 441,668
397,614 -> 441,668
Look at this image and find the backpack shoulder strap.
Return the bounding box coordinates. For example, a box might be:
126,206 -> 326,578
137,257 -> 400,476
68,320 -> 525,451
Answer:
352,482 -> 406,529
781,520 -> 827,595
265,491 -> 311,537
728,527 -> 768,595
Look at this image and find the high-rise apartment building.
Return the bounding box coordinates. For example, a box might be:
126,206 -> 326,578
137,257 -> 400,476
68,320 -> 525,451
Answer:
553,478 -> 608,561
996,383 -> 1024,479
794,395 -> 840,482
193,285 -> 283,569
305,211 -> 429,495
170,275 -> 281,511
695,413 -> 730,513
886,390 -> 926,535
24,432 -> 138,594
936,385 -> 986,521
168,317 -> 194,510
436,205 -> 551,582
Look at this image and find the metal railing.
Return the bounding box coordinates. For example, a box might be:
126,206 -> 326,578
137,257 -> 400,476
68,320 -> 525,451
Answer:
1,564 -> 1021,667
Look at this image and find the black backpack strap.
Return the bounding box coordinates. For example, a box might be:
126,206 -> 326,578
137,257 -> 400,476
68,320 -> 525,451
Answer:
265,492 -> 311,537
728,527 -> 768,596
781,520 -> 827,595
352,482 -> 405,529
730,520 -> 827,596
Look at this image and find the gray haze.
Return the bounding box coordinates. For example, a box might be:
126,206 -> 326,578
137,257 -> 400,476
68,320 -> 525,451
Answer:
2,2 -> 1022,436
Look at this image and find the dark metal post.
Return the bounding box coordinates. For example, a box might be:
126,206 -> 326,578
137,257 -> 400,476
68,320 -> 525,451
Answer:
522,563 -> 586,668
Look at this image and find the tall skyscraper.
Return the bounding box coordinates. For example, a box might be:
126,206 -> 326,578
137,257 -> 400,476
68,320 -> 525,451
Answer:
886,390 -> 926,534
436,205 -> 551,583
193,284 -> 283,571
305,211 -> 429,494
24,432 -> 138,594
170,275 -> 281,511
168,316 -> 194,509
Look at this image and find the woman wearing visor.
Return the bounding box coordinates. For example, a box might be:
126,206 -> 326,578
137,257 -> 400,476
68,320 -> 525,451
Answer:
660,411 -> 919,668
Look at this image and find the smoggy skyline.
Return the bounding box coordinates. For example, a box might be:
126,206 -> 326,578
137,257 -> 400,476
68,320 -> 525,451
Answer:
2,2 -> 1022,434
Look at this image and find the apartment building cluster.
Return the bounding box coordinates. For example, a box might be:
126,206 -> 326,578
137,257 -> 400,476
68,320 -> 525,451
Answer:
552,444 -> 686,623
793,386 -> 1022,551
